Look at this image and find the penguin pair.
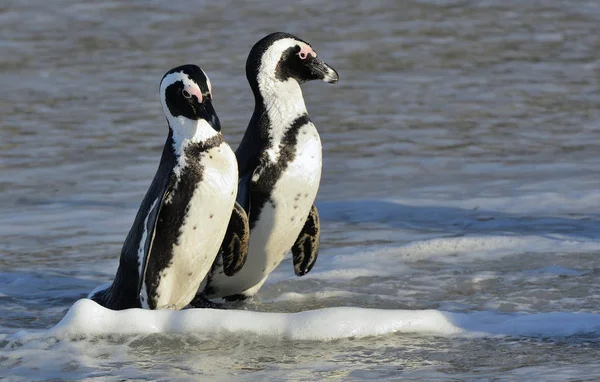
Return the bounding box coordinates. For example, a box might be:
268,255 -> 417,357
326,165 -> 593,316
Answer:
90,32 -> 339,310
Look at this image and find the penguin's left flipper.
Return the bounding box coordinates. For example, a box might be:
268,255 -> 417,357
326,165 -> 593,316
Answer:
136,174 -> 176,297
221,201 -> 250,276
292,203 -> 320,276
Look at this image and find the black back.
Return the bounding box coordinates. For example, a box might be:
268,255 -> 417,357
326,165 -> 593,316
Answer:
92,130 -> 225,310
91,132 -> 177,310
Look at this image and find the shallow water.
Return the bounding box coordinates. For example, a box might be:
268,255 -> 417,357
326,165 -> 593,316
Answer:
2,0 -> 600,380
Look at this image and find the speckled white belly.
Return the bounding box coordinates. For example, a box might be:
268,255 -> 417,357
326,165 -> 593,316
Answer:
208,123 -> 322,298
153,144 -> 237,309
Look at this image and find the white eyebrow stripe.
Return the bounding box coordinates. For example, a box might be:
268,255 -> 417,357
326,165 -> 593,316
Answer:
201,68 -> 212,97
184,84 -> 203,103
160,71 -> 203,114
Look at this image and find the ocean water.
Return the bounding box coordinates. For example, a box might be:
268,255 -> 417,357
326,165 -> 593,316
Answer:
2,0 -> 600,380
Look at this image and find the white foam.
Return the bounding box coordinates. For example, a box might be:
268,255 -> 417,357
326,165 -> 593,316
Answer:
390,235 -> 600,262
319,193 -> 600,225
279,234 -> 600,284
268,290 -> 365,303
39,299 -> 600,341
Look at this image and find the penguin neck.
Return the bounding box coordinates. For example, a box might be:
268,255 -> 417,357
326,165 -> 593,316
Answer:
253,76 -> 308,147
166,117 -> 219,175
168,117 -> 218,154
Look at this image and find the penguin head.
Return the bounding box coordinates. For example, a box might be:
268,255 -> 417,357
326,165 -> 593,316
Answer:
159,65 -> 221,132
246,32 -> 339,91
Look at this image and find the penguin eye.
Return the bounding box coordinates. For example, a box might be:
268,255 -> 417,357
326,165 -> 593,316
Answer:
296,46 -> 315,60
182,89 -> 192,99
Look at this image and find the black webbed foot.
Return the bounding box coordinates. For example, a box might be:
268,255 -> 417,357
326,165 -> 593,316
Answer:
223,293 -> 252,303
190,294 -> 225,309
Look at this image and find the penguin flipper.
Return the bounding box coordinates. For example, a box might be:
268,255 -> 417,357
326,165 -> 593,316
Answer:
292,203 -> 320,276
236,171 -> 253,213
136,175 -> 175,296
220,201 -> 250,276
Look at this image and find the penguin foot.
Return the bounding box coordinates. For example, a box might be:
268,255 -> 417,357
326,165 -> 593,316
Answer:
157,304 -> 177,310
190,295 -> 224,309
223,293 -> 252,302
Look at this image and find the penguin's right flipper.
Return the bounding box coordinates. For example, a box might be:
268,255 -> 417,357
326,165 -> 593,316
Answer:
220,201 -> 250,276
292,203 -> 320,276
236,171 -> 253,213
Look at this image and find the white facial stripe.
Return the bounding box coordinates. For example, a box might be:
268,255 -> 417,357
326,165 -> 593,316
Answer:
185,85 -> 203,103
159,71 -> 219,178
256,38 -> 311,148
160,71 -> 202,118
259,38 -> 312,83
202,68 -> 212,97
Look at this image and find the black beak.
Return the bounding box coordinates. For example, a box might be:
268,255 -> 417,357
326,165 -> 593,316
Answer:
200,99 -> 221,132
306,56 -> 339,84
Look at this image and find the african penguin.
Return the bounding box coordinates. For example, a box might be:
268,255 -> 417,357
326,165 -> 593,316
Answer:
90,64 -> 249,310
194,32 -> 338,303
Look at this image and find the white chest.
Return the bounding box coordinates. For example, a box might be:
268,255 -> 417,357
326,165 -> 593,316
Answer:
268,122 -> 322,223
152,144 -> 238,309
206,123 -> 322,298
249,123 -> 322,278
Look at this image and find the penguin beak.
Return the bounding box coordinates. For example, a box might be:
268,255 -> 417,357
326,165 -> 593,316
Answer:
200,99 -> 221,132
305,56 -> 339,84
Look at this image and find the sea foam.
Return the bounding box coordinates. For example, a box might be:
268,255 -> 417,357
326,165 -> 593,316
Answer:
42,299 -> 600,341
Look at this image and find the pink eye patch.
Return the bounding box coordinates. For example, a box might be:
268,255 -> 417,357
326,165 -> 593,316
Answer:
185,86 -> 203,103
298,46 -> 316,60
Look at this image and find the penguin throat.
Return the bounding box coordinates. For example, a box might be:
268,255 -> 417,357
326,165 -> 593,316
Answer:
168,117 -> 218,176
169,117 -> 217,150
257,76 -> 308,147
